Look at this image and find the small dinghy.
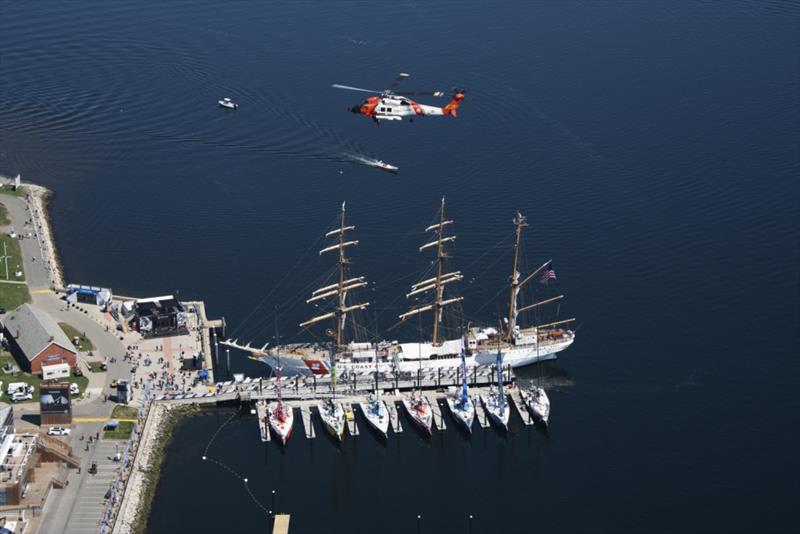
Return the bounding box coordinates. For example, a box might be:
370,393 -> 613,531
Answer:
218,97 -> 238,109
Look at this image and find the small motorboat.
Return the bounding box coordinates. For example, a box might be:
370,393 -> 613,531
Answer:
371,159 -> 398,173
218,97 -> 238,110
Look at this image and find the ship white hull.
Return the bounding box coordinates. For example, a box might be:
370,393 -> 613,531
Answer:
446,396 -> 474,434
401,396 -> 433,436
359,400 -> 390,438
261,336 -> 573,377
319,401 -> 345,441
268,402 -> 294,445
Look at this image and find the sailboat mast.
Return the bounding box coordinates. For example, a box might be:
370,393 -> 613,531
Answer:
506,212 -> 527,343
336,202 -> 347,352
432,197 -> 447,345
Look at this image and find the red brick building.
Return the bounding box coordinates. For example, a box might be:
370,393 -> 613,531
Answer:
2,304 -> 77,374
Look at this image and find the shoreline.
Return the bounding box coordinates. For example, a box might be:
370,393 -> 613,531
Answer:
0,175 -> 65,289
113,403 -> 202,534
1,176 -> 215,533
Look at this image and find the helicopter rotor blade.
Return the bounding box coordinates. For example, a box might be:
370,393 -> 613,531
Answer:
332,84 -> 383,94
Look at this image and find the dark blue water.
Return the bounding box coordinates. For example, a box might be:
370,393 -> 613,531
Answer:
1,1 -> 798,532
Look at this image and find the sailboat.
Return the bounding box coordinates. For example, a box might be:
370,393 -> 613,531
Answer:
267,365 -> 294,445
481,339 -> 510,431
522,385 -> 550,426
446,337 -> 475,434
359,393 -> 390,439
401,391 -> 432,436
319,346 -> 345,441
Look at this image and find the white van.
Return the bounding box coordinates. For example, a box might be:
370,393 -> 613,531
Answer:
11,391 -> 32,402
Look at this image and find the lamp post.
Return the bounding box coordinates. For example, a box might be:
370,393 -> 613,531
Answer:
417,514 -> 422,534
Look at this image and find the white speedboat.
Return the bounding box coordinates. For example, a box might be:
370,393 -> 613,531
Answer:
481,391 -> 510,431
218,97 -> 238,109
372,159 -> 398,173
401,392 -> 432,436
446,392 -> 474,434
267,401 -> 294,445
359,394 -> 390,439
522,386 -> 550,426
318,399 -> 345,442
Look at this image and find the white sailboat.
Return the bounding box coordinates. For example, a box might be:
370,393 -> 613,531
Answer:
401,391 -> 432,436
481,341 -> 510,431
319,399 -> 345,441
267,365 -> 294,445
446,338 -> 475,434
359,393 -> 390,438
522,386 -> 550,426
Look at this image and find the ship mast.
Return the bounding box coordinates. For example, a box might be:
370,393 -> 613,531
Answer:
506,212 -> 528,343
300,202 -> 370,355
399,197 -> 463,345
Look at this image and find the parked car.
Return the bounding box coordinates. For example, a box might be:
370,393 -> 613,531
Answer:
11,392 -> 33,402
70,383 -> 80,396
89,462 -> 98,475
0,307 -> 6,314
73,367 -> 83,377
47,426 -> 70,436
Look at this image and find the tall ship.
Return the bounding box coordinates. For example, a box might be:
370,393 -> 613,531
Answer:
222,201 -> 575,376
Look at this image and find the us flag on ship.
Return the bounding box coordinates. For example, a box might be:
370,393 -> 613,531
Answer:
540,262 -> 557,284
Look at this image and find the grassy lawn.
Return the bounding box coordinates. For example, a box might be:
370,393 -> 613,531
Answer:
0,185 -> 28,198
0,350 -> 89,403
111,405 -> 139,419
0,204 -> 9,226
58,322 -> 96,351
103,420 -> 134,440
0,233 -> 25,282
87,361 -> 105,372
0,282 -> 30,310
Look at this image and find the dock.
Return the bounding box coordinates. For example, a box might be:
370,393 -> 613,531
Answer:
473,395 -> 490,428
272,514 -> 291,534
509,389 -> 534,426
344,403 -> 359,436
427,396 -> 446,431
386,400 -> 403,434
256,401 -> 270,442
300,406 -> 316,439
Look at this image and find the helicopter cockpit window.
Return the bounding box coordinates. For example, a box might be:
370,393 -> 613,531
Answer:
401,101 -> 410,106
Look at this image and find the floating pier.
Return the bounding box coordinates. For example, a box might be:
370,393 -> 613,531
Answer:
256,401 -> 270,442
344,403 -> 359,436
300,406 -> 316,439
386,401 -> 403,434
427,396 -> 446,431
509,389 -> 534,426
473,396 -> 490,429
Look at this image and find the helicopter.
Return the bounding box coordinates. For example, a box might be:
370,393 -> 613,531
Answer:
332,73 -> 465,124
